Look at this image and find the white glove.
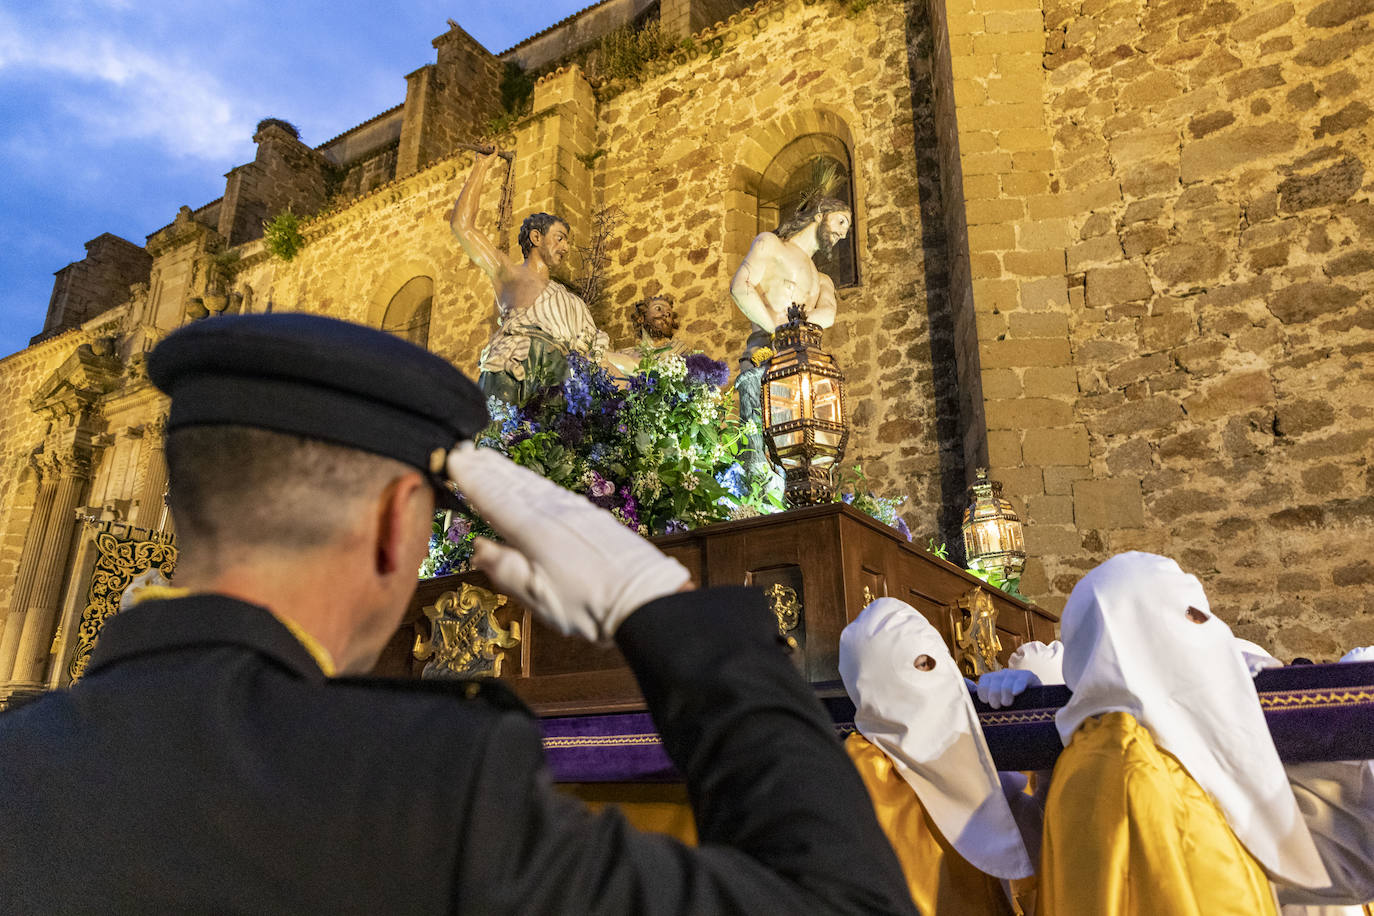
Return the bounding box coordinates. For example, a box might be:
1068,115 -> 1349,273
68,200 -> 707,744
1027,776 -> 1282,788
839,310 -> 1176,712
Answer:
976,668 -> 1042,709
445,444 -> 691,642
1340,646 -> 1374,663
1007,639 -> 1065,685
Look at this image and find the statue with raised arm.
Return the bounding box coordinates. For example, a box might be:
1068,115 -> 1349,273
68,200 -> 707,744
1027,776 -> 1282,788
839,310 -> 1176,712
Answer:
451,150 -> 608,406
728,197 -> 852,472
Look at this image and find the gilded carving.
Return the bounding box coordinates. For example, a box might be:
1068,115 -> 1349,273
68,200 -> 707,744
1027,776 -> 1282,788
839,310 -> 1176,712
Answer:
765,583 -> 802,650
68,526 -> 178,682
413,583 -> 520,679
953,586 -> 1003,678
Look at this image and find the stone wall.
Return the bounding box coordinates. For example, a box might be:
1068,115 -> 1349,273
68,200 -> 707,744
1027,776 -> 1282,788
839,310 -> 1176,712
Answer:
33,235 -> 151,344
219,124 -> 333,247
939,0 -> 1374,653
397,24 -> 505,177
591,0 -> 961,539
1056,0 -> 1374,656
230,151 -> 502,374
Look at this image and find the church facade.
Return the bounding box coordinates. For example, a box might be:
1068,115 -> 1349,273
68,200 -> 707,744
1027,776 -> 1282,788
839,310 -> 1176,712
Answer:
1,0 -> 1371,703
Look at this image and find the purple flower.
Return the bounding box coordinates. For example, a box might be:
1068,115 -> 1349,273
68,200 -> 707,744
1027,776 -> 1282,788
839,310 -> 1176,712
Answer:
841,491 -> 855,505
629,373 -> 658,394
685,353 -> 730,388
620,493 -> 639,528
664,519 -> 689,534
894,517 -> 912,542
588,472 -> 615,498
446,519 -> 472,544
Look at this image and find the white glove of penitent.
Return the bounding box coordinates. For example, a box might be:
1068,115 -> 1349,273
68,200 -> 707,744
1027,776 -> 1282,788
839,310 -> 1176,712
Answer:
445,444 -> 692,643
975,668 -> 1042,709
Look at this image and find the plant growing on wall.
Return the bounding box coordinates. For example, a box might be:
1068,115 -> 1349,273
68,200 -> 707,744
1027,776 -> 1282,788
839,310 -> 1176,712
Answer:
262,210 -> 305,261
574,205 -> 623,315
596,21 -> 675,82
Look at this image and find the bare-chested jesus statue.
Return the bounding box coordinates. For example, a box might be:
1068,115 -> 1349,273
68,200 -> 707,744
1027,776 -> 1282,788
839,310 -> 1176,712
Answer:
451,150 -> 608,406
729,197 -> 852,472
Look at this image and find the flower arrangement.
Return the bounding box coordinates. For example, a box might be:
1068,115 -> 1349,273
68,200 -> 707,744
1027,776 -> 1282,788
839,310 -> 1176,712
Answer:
421,352 -> 939,579
422,349 -> 753,577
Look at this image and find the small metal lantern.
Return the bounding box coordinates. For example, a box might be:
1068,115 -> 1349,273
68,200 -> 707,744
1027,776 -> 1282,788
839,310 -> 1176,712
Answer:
961,468 -> 1026,579
761,304 -> 849,507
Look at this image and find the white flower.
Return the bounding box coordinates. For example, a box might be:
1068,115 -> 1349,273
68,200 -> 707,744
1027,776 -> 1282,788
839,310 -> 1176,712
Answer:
632,471 -> 662,501
682,473 -> 699,492
657,354 -> 687,381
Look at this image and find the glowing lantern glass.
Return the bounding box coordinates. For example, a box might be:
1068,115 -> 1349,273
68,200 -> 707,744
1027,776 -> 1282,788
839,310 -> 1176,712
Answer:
761,305 -> 849,507
961,468 -> 1026,579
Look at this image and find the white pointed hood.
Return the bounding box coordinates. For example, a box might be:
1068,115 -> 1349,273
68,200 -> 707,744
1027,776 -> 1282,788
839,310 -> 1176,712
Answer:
840,598 -> 1035,880
1055,552 -> 1329,889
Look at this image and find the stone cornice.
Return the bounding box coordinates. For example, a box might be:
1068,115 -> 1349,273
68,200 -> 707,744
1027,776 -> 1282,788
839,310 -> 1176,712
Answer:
29,343 -> 124,418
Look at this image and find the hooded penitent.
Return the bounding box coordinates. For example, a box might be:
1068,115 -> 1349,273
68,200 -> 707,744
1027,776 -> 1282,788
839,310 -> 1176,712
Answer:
1055,551 -> 1329,890
840,597 -> 1034,880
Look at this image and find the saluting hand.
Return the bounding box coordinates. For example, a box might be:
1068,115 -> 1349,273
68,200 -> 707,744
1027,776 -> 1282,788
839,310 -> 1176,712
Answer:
445,443 -> 692,643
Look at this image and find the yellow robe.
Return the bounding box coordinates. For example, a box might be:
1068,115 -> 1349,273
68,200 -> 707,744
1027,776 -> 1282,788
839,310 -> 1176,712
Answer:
845,733 -> 1026,916
1041,712 -> 1278,916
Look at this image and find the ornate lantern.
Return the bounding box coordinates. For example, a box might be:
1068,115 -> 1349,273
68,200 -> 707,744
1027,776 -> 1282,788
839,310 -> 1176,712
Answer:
761,305 -> 849,507
961,468 -> 1026,580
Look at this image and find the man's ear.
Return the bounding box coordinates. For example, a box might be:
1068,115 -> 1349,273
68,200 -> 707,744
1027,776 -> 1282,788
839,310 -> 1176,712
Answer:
528,227 -> 543,249
375,472 -> 427,576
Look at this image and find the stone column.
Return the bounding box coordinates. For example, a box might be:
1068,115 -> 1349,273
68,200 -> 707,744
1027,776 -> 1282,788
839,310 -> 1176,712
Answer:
0,468 -> 57,683
926,0 -> 1114,610
512,67 -> 598,251
135,416 -> 170,531
8,454 -> 91,688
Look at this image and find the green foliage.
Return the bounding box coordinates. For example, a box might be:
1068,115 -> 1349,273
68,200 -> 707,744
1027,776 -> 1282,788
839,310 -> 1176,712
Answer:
967,566 -> 1026,599
833,465 -> 912,540
574,149 -> 607,170
927,537 -> 1026,599
597,21 -> 675,82
209,247 -> 240,271
486,111 -> 522,136
262,210 -> 305,261
422,350 -> 748,577
487,63 -> 534,136
500,62 -> 534,115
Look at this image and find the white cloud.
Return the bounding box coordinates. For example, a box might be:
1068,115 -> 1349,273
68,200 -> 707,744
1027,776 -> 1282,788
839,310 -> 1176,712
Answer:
0,10 -> 255,162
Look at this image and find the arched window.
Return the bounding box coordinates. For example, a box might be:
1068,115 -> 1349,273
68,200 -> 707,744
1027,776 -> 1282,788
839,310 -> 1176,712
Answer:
757,134 -> 858,289
381,277 -> 433,348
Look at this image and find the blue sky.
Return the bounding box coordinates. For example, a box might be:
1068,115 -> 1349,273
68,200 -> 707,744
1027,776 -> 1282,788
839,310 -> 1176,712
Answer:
0,1 -> 593,358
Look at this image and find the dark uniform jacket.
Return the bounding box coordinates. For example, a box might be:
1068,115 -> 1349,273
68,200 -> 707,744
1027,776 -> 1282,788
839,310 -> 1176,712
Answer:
0,587 -> 916,914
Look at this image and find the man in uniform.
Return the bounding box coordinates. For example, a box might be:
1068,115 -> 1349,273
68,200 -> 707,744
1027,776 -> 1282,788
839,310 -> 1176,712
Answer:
0,312 -> 915,915
452,149 -> 608,405
729,198 -> 851,473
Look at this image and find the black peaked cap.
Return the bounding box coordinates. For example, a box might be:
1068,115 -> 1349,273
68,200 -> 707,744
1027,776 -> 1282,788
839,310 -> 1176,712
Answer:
147,313 -> 488,508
